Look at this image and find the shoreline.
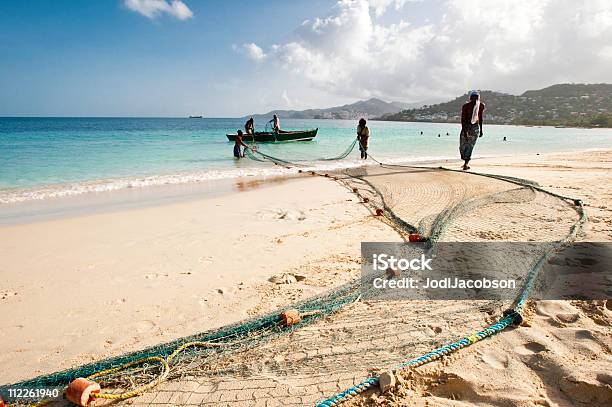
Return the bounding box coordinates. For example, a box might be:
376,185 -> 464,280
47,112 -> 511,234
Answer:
0,174 -> 305,225
2,147 -> 610,220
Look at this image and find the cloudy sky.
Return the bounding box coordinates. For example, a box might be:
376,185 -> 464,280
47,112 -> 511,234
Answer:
1,0 -> 612,116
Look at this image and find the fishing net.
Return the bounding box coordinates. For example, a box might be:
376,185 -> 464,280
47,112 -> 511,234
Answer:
2,143 -> 585,406
340,164 -> 577,244
243,139 -> 358,164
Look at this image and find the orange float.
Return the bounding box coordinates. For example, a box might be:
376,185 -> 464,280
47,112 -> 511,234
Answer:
65,378 -> 101,407
408,233 -> 423,242
280,309 -> 301,326
386,267 -> 400,278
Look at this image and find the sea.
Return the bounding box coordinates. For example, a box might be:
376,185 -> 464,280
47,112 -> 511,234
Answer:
1,117 -> 611,204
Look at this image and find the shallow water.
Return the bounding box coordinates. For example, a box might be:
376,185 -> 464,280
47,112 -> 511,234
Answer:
1,117 -> 611,203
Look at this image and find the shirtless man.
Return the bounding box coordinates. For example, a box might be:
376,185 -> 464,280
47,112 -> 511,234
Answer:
233,130 -> 250,158
269,114 -> 280,133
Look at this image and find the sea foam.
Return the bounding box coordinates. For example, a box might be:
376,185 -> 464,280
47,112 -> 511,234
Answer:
0,155 -> 455,204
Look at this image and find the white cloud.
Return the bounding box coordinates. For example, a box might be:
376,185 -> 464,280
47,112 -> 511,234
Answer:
281,89 -> 301,108
368,0 -> 419,17
243,0 -> 612,102
124,0 -> 193,20
242,43 -> 267,62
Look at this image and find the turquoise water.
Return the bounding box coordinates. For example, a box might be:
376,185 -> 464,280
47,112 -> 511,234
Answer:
1,117 -> 611,202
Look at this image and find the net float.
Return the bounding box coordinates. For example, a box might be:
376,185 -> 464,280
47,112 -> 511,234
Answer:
363,197 -> 369,203
409,233 -> 423,242
280,309 -> 301,327
385,267 -> 400,278
324,173 -> 329,177
298,169 -> 303,173
352,188 -> 358,193
66,378 -> 101,406
375,208 -> 384,216
310,171 -> 316,175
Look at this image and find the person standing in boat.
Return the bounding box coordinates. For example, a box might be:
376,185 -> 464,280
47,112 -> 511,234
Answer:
459,90 -> 485,170
233,130 -> 250,159
269,114 -> 281,133
357,118 -> 370,159
244,117 -> 254,135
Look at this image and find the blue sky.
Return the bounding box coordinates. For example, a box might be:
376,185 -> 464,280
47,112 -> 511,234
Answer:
0,1 -> 334,116
1,1 -> 611,117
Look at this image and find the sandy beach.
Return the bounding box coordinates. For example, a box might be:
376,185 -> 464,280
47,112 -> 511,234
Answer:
1,149 -> 611,405
0,173 -> 397,383
4,2 -> 612,406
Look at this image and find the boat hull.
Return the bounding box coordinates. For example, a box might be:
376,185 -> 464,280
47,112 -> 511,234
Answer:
226,128 -> 318,143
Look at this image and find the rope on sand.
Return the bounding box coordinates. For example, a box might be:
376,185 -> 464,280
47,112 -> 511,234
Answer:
316,313 -> 519,406
87,340 -> 242,401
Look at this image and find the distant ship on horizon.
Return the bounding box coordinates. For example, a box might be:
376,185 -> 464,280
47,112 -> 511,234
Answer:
188,115 -> 203,119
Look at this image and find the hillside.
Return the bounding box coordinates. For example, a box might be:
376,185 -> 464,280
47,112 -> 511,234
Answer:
245,98 -> 415,121
377,84 -> 612,127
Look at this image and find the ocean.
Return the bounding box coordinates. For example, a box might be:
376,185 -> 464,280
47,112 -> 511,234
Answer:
1,117 -> 611,204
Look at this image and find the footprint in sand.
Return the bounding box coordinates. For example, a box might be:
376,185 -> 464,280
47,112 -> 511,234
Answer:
134,320 -> 156,333
514,341 -> 547,355
536,300 -> 580,323
145,272 -> 169,279
557,313 -> 580,323
480,349 -> 509,369
574,329 -> 597,341
596,373 -> 612,386
258,208 -> 306,221
198,255 -> 213,265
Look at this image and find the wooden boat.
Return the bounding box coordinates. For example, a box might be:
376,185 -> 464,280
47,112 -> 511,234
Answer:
226,128 -> 318,143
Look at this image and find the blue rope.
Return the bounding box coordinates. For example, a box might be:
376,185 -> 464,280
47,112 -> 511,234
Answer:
317,314 -> 518,406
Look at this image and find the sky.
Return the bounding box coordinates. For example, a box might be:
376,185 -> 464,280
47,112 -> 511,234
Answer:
1,0 -> 612,117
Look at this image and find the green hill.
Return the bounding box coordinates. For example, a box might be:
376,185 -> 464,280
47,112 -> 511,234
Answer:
377,84 -> 612,127
246,98 -> 415,121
